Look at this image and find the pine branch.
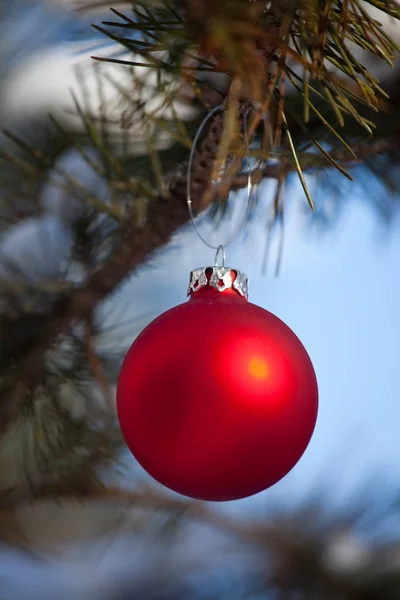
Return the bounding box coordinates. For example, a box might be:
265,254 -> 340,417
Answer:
0,126 -> 396,438
217,135 -> 400,195
0,110 -> 225,433
94,1 -> 400,206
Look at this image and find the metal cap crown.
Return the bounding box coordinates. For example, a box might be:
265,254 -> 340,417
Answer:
188,267 -> 249,300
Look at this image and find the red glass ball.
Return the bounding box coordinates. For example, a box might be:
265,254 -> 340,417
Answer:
117,274 -> 318,502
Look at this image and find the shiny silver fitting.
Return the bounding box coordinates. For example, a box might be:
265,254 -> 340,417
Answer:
188,267 -> 249,300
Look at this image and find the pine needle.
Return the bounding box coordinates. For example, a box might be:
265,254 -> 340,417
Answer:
282,112 -> 315,210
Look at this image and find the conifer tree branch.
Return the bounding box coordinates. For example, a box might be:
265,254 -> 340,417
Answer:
0,111 -> 225,432
1,125 -> 397,433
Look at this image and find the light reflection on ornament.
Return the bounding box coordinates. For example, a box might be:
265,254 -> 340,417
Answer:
248,356 -> 269,380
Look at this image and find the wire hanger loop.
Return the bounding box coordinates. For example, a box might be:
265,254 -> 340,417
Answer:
186,104 -> 255,262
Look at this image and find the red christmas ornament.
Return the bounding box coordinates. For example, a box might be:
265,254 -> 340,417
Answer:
117,267 -> 318,502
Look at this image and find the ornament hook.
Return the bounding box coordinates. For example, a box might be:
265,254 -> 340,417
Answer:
187,104 -> 254,263
214,244 -> 225,268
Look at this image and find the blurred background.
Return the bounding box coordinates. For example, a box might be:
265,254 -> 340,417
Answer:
1,1 -> 400,599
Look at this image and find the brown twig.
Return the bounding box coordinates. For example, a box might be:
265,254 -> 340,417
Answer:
226,136 -> 400,193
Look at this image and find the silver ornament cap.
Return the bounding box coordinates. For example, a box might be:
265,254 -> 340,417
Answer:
187,266 -> 249,300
